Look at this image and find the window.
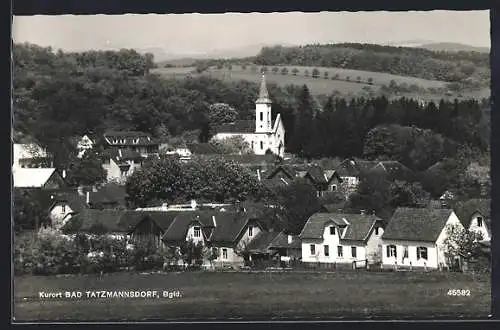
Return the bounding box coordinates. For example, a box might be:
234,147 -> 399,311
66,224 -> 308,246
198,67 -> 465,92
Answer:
248,226 -> 253,237
351,246 -> 357,258
324,245 -> 329,257
403,246 -> 409,259
330,184 -> 337,191
417,246 -> 428,260
387,245 -> 397,258
330,226 -> 336,235
260,112 -> 263,121
120,169 -> 128,177
222,248 -> 228,259
193,226 -> 201,238
260,141 -> 264,150
337,246 -> 343,258
477,217 -> 483,227
375,227 -> 379,235
310,244 -> 316,256
61,205 -> 66,213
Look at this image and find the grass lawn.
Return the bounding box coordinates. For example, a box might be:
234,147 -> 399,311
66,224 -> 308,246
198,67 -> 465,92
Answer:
13,270 -> 490,321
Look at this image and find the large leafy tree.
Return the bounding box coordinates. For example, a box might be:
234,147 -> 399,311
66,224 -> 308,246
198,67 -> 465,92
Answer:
125,156 -> 265,207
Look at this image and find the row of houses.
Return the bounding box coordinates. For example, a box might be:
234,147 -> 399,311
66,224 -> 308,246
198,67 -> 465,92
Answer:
28,181 -> 489,270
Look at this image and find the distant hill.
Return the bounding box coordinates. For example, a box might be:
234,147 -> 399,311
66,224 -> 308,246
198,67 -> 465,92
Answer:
419,42 -> 490,53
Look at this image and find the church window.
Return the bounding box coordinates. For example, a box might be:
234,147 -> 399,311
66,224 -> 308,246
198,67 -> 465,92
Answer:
260,112 -> 263,121
260,141 -> 264,150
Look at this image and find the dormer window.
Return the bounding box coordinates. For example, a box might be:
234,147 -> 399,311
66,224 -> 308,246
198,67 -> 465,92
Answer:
193,226 -> 201,238
375,227 -> 379,235
330,226 -> 336,235
477,217 -> 483,227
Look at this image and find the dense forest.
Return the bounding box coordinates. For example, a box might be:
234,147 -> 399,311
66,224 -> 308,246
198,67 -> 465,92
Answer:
251,44 -> 490,87
13,43 -> 490,189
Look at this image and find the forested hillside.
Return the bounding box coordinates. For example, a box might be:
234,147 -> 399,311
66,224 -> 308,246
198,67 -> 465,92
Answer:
13,42 -> 490,201
252,43 -> 490,87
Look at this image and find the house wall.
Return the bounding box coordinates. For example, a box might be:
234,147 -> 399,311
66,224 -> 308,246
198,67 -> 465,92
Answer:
77,135 -> 94,158
103,159 -> 142,183
186,224 -> 207,246
211,222 -> 262,267
365,225 -> 385,263
301,223 -> 366,264
236,223 -> 262,250
382,239 -> 437,268
130,218 -> 164,248
468,212 -> 490,241
49,204 -> 75,229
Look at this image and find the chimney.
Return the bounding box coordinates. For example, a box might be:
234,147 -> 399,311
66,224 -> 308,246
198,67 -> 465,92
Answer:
86,191 -> 90,204
288,235 -> 293,244
212,215 -> 217,227
62,169 -> 66,179
190,200 -> 197,210
360,210 -> 365,215
118,149 -> 122,158
257,169 -> 261,181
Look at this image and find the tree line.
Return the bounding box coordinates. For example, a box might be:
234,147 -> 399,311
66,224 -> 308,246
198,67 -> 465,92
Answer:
252,44 -> 489,85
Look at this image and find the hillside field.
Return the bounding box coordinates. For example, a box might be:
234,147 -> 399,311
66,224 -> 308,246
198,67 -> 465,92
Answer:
151,65 -> 489,100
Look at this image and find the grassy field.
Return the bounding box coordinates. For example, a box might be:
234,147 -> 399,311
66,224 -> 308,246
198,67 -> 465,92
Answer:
13,270 -> 490,321
152,64 -> 489,101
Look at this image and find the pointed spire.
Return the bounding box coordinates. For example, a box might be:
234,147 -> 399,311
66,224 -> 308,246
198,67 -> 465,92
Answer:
256,74 -> 272,104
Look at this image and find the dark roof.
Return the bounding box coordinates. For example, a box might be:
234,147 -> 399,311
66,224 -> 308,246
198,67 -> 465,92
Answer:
103,131 -> 158,146
89,183 -> 127,207
336,159 -> 378,177
102,149 -> 144,162
299,213 -> 381,242
123,211 -> 181,233
215,120 -> 255,134
454,199 -> 491,228
209,212 -> 258,244
269,232 -> 301,250
162,210 -> 218,242
217,154 -> 276,165
256,74 -> 272,104
187,143 -> 221,155
61,209 -> 127,233
245,231 -> 280,254
369,161 -> 416,181
50,191 -> 87,213
321,202 -> 347,213
382,207 -> 454,242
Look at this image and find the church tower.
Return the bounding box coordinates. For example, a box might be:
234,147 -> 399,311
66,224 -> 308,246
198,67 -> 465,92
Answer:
255,74 -> 272,133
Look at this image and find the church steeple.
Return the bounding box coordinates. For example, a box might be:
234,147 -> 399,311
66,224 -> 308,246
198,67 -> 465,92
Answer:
256,74 -> 272,104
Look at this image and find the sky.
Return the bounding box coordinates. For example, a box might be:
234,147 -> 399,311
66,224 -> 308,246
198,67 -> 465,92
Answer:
12,11 -> 490,55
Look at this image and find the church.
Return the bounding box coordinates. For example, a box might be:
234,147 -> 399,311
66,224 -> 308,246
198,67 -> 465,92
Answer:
212,74 -> 285,158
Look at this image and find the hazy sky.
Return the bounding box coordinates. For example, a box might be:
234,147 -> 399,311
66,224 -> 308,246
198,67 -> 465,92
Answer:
13,11 -> 490,54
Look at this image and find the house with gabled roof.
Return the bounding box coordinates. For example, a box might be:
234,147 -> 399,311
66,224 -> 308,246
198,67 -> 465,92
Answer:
47,191 -> 88,229
88,182 -> 128,209
160,209 -> 264,268
211,74 -> 285,158
454,198 -> 491,242
299,212 -> 384,266
265,164 -> 343,197
334,159 -> 379,195
381,207 -> 463,270
101,149 -> 144,184
13,168 -> 66,189
60,209 -> 132,238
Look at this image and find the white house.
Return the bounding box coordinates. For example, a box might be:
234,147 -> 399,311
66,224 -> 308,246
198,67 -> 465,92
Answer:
161,210 -> 263,268
76,135 -> 95,158
299,212 -> 385,266
13,168 -> 65,189
101,149 -> 144,184
381,207 -> 463,270
454,198 -> 491,242
47,192 -> 88,230
212,74 -> 285,158
12,143 -> 52,169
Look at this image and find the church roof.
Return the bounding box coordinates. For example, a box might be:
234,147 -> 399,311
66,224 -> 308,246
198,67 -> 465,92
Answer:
256,74 -> 272,104
215,120 -> 255,134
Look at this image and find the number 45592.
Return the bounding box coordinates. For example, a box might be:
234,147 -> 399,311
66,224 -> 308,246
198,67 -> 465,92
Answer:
447,289 -> 471,296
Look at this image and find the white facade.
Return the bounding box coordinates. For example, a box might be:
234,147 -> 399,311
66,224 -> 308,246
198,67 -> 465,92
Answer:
185,224 -> 206,246
77,135 -> 94,158
301,223 -> 383,264
102,158 -> 142,184
381,211 -> 463,269
468,211 -> 490,242
49,203 -> 76,229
